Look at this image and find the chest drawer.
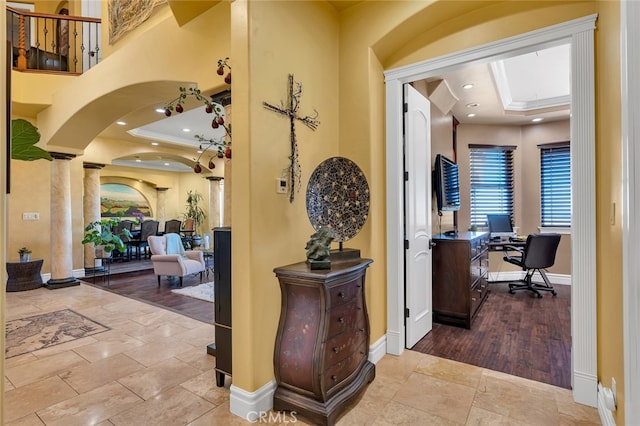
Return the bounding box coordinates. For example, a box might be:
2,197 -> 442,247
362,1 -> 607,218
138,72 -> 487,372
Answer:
323,350 -> 367,392
327,300 -> 364,338
329,279 -> 362,307
324,326 -> 367,365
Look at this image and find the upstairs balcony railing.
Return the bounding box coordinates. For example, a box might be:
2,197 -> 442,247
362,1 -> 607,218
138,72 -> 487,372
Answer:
7,6 -> 101,74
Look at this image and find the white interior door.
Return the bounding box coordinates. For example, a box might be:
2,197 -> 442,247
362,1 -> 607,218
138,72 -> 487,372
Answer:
404,84 -> 433,348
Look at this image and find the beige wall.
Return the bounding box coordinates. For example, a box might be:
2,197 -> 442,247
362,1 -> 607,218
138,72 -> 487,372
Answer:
456,120 -> 572,275
4,0 -> 628,422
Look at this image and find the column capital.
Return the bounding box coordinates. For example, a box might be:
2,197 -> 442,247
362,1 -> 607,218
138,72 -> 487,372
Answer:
49,152 -> 76,160
207,176 -> 224,181
83,162 -> 105,170
155,187 -> 169,192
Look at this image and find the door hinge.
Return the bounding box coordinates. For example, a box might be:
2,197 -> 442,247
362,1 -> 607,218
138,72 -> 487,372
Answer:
404,240 -> 409,250
405,307 -> 410,318
403,102 -> 408,113
404,171 -> 409,181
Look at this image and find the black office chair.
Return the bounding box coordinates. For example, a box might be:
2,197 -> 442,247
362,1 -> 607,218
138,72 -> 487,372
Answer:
503,233 -> 561,298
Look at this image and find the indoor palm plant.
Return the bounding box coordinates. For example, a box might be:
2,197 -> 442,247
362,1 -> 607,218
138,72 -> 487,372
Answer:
183,190 -> 207,245
81,217 -> 132,257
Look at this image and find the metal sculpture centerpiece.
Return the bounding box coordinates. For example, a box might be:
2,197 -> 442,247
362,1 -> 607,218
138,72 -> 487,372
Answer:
306,157 -> 370,263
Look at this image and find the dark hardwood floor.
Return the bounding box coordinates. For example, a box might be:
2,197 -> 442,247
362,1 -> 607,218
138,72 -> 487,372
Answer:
81,260 -> 214,324
411,282 -> 571,389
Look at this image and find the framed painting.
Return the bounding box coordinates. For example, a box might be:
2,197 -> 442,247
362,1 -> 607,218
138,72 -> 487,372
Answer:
100,183 -> 151,217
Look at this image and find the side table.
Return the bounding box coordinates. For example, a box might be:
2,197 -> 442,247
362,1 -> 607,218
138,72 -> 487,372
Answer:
6,259 -> 44,291
93,257 -> 112,286
194,248 -> 214,277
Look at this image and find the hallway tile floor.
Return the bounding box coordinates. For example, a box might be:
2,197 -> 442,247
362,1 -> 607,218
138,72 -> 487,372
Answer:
4,284 -> 600,425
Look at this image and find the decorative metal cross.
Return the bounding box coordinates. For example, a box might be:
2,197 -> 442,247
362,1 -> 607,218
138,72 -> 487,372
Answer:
263,74 -> 319,203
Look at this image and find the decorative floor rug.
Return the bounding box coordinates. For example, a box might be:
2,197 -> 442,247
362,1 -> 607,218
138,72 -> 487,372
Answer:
5,309 -> 110,358
171,282 -> 214,303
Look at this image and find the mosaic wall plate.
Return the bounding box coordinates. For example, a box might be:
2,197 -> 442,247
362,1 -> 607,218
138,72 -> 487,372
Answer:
306,157 -> 370,243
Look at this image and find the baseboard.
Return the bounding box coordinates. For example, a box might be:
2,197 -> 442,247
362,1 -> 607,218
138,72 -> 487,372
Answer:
229,336 -> 387,422
597,383 -> 617,426
385,329 -> 403,355
488,271 -> 571,285
230,380 -> 277,422
574,370 -> 598,407
40,267 -> 87,283
368,335 -> 386,364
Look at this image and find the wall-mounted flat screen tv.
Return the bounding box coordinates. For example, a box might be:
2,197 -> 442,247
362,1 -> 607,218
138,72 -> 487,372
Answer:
434,154 -> 460,212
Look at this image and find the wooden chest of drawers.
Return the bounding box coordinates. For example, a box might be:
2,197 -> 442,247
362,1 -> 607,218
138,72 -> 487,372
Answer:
432,232 -> 489,329
273,258 -> 374,425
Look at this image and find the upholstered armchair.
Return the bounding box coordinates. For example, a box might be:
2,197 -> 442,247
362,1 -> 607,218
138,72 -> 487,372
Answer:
148,234 -> 205,286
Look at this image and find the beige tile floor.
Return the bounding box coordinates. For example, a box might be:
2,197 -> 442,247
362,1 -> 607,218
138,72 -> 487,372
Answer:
4,284 -> 601,425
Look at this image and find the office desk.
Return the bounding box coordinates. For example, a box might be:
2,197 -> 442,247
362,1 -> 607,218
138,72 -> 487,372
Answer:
488,239 -> 525,252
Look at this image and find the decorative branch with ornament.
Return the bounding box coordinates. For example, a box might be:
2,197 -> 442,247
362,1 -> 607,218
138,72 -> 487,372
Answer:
164,57 -> 232,173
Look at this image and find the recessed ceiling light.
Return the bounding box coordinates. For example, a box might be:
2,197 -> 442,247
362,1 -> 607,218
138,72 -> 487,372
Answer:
182,128 -> 191,133
531,117 -> 544,122
155,108 -> 165,113
466,103 -> 479,108
196,150 -> 203,154
463,84 -> 474,89
116,121 -> 126,126
467,113 -> 476,118
151,142 -> 159,146
164,162 -> 170,166
135,158 -> 141,163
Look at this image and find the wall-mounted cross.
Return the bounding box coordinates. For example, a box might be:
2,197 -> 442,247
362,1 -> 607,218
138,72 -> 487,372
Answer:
263,74 -> 319,203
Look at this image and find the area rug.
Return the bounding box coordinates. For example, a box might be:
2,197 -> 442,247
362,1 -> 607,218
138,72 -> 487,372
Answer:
5,309 -> 110,358
171,282 -> 214,302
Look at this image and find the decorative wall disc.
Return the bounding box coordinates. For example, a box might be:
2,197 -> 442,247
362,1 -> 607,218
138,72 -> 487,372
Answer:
306,157 -> 370,243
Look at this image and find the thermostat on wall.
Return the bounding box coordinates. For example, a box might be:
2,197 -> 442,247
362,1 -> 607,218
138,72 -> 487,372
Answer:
276,178 -> 288,194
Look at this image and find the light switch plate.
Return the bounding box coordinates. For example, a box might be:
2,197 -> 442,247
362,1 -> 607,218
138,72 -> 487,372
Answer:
23,212 -> 40,220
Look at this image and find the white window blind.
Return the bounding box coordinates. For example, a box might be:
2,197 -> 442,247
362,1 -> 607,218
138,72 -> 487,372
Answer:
539,142 -> 571,227
469,145 -> 515,227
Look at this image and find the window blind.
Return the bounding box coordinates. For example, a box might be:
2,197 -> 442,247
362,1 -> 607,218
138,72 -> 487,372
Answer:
469,145 -> 515,227
540,143 -> 571,227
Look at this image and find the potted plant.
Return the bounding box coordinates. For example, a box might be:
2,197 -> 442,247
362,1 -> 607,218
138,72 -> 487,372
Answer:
183,190 -> 207,247
18,247 -> 32,262
81,217 -> 132,257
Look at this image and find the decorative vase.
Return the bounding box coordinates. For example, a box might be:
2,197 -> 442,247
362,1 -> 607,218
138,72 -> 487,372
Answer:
191,236 -> 202,248
19,253 -> 30,262
95,246 -> 112,259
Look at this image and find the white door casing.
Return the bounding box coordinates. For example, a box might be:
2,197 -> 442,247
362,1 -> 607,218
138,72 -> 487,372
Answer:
404,84 -> 433,348
385,14 -> 597,407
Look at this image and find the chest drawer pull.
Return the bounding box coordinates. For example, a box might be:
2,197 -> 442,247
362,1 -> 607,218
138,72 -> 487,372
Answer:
333,347 -> 339,353
338,292 -> 345,299
338,317 -> 344,323
331,375 -> 338,382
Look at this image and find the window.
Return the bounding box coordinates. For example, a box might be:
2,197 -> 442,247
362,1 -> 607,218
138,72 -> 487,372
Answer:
469,145 -> 515,227
539,142 -> 571,227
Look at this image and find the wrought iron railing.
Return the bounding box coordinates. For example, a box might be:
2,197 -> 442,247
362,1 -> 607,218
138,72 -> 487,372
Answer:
7,6 -> 101,74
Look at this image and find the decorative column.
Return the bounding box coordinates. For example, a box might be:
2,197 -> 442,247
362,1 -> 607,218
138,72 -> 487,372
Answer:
207,177 -> 223,230
156,187 -> 168,230
46,152 -> 80,289
83,163 -> 104,273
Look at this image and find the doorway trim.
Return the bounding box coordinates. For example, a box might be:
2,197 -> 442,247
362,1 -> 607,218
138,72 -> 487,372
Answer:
385,14 -> 598,406
621,2 -> 640,423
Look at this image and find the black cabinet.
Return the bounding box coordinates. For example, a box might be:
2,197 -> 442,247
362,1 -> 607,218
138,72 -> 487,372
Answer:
214,227 -> 231,386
